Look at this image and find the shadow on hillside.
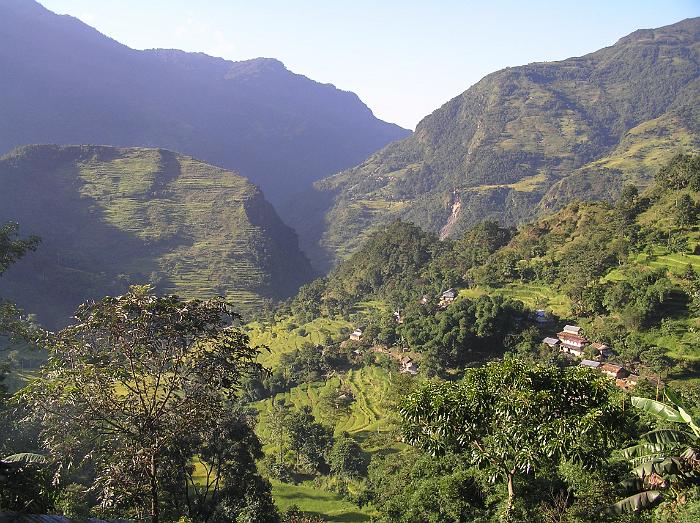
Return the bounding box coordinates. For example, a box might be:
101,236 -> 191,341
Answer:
0,147 -> 179,329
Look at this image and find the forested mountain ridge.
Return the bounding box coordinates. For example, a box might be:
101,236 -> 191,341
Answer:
0,145 -> 314,328
300,17 -> 700,270
0,0 -> 409,207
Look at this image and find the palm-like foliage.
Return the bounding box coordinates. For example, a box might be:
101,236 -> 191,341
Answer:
613,391 -> 700,513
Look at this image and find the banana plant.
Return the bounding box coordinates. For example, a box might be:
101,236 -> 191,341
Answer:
612,390 -> 700,514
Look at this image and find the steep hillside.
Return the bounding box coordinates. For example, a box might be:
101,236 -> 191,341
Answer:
302,18 -> 700,269
0,145 -> 314,328
0,0 -> 408,207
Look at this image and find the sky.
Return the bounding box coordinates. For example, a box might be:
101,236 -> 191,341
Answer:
39,1 -> 700,130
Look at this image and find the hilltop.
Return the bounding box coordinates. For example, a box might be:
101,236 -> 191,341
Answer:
0,145 -> 314,328
0,0 -> 409,208
297,17 -> 700,270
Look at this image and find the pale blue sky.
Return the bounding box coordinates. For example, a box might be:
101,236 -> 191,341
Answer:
40,0 -> 700,129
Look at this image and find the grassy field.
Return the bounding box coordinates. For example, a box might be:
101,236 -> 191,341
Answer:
254,366 -> 396,444
247,316 -> 353,368
252,364 -> 399,522
460,281 -> 573,318
271,480 -> 374,522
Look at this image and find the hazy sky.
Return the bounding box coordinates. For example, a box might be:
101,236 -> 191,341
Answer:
40,1 -> 700,129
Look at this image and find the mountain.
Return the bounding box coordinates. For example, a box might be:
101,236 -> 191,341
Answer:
299,18 -> 700,270
0,0 -> 409,207
0,145 -> 315,328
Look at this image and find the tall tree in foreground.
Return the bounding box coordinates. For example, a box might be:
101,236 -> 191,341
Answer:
0,222 -> 39,339
399,359 -> 625,521
21,286 -> 276,523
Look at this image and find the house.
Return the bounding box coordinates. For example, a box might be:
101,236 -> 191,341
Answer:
600,363 -> 629,380
557,326 -> 588,357
420,294 -> 430,305
393,310 -> 404,324
542,337 -> 560,348
580,359 -> 601,369
349,327 -> 364,341
439,288 -> 457,307
399,356 -> 419,375
590,342 -> 613,360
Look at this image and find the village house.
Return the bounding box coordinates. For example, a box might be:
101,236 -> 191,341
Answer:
557,325 -> 588,357
600,362 -> 629,380
590,342 -> 614,360
542,337 -> 560,348
420,294 -> 430,305
580,359 -> 600,369
439,288 -> 457,307
400,356 -> 419,375
393,310 -> 403,324
349,327 -> 364,341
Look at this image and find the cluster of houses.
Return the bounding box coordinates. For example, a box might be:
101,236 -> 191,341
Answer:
542,322 -> 648,391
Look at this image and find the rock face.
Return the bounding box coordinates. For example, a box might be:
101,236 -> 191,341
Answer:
0,0 -> 409,207
0,145 -> 315,327
301,17 -> 700,270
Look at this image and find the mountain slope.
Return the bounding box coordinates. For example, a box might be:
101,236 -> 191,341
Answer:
0,0 -> 409,206
0,145 -> 314,328
303,17 -> 700,270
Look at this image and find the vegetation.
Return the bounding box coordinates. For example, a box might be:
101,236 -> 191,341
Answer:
0,145 -> 315,327
300,18 -> 700,269
19,287 -> 275,523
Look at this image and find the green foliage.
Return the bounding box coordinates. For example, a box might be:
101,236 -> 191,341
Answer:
306,19 -> 700,269
20,286 -> 271,523
328,433 -> 368,478
614,391 -> 700,515
400,359 -> 626,518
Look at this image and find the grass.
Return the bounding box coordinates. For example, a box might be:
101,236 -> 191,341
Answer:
253,366 -> 397,445
460,282 -> 572,318
247,316 -> 353,368
271,480 -> 374,522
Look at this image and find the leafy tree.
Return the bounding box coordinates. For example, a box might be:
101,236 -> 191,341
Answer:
399,359 -> 625,520
21,286 -> 266,523
655,154 -> 700,191
329,433 -> 368,478
0,222 -> 39,341
674,194 -> 698,228
284,406 -> 332,473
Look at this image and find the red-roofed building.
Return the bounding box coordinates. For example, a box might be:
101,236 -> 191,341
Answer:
557,329 -> 588,357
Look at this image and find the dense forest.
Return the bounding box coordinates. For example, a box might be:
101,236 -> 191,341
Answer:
2,154 -> 699,522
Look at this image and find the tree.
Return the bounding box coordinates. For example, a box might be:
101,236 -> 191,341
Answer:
0,222 -> 39,341
674,194 -> 698,228
329,433 -> 368,477
614,391 -> 700,515
284,406 -> 332,473
399,359 -> 624,520
21,286 -> 266,523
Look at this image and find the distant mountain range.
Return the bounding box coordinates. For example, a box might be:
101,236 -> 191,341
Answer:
0,145 -> 314,328
296,17 -> 700,270
0,0 -> 409,207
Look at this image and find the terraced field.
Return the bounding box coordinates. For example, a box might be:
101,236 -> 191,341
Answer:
254,366 -> 396,443
247,316 -> 353,368
460,282 -> 573,318
271,480 -> 374,522
0,145 -> 313,327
